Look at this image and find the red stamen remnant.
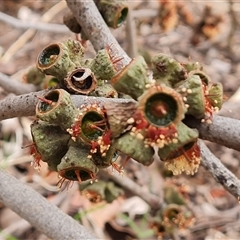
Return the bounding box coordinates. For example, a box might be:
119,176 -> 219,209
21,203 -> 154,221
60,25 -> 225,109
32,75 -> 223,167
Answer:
106,43 -> 124,71
75,170 -> 82,183
102,130 -> 112,146
151,101 -> 168,118
118,156 -> 130,170
90,130 -> 112,157
92,119 -> 107,127
203,83 -> 214,117
91,141 -> 99,153
82,190 -> 102,203
112,56 -> 124,65
89,124 -> 105,132
133,111 -> 149,130
202,82 -> 220,123
146,125 -> 177,142
182,142 -> 201,166
57,177 -> 74,191
111,162 -> 124,175
67,116 -> 81,140
89,172 -> 96,181
72,122 -> 81,137
165,142 -> 201,175
131,110 -> 178,148
36,96 -> 53,105
30,144 -> 42,169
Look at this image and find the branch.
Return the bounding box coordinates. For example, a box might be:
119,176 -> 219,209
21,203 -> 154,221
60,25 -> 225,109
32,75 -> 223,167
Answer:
0,72 -> 37,95
185,115 -> 240,151
0,89 -> 136,121
0,169 -> 97,239
1,91 -> 240,152
199,140 -> 240,200
0,11 -> 69,33
65,0 -> 131,65
126,3 -> 138,58
1,90 -> 240,149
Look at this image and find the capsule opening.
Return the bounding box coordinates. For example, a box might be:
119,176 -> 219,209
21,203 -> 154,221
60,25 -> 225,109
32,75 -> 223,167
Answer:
38,44 -> 60,67
71,71 -> 93,90
62,168 -> 92,182
145,93 -> 178,127
117,7 -> 128,27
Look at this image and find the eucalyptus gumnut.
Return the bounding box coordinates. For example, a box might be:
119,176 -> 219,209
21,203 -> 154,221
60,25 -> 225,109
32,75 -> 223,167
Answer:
104,181 -> 124,203
71,103 -> 108,144
126,85 -> 186,149
90,80 -> 118,98
149,214 -> 166,237
57,141 -> 99,183
36,39 -> 84,82
66,103 -> 118,169
91,144 -> 118,169
162,204 -> 194,229
182,61 -> 202,73
90,49 -> 119,80
111,56 -> 151,100
187,71 -> 223,117
80,180 -> 124,203
158,122 -> 200,175
151,54 -> 187,87
207,82 -> 223,110
36,89 -> 79,131
63,11 -> 81,34
94,0 -> 128,29
163,186 -> 186,205
189,69 -> 211,86
40,76 -> 58,90
30,120 -> 70,171
138,84 -> 186,128
62,38 -> 85,66
158,122 -> 198,161
64,67 -> 97,95
162,204 -> 183,225
175,74 -> 205,118
23,66 -> 46,86
113,131 -> 154,166
79,180 -> 107,202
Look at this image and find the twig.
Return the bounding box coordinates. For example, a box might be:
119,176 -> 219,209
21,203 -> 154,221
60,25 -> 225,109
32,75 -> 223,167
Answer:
184,115 -> 240,151
65,0 -> 131,65
0,1 -> 67,64
0,89 -> 136,121
191,217 -> 236,232
0,11 -> 69,33
227,0 -> 239,48
0,169 -> 97,239
0,89 -> 47,120
199,140 -> 240,200
126,2 -> 138,58
0,72 -> 37,95
132,9 -> 158,19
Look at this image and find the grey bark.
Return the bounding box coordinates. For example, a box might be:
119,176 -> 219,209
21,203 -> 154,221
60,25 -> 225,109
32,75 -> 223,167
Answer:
65,0 -> 131,65
185,115 -> 240,151
0,169 -> 98,239
199,140 -> 240,200
0,72 -> 37,95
